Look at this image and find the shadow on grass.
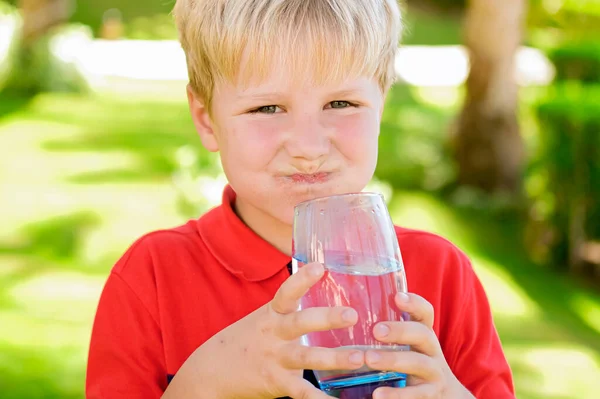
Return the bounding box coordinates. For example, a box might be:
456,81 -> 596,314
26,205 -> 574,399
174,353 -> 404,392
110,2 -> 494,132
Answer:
0,211 -> 105,310
0,212 -> 108,399
0,92 -> 33,121
43,129 -> 194,182
447,202 -> 600,353
31,95 -> 207,183
0,212 -> 100,261
65,168 -> 170,184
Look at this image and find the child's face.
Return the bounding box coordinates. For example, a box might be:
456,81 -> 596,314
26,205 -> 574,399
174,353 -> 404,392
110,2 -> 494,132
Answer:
188,66 -> 385,226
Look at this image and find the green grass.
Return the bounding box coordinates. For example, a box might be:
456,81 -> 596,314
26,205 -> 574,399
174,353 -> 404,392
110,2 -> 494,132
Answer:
402,4 -> 463,45
0,79 -> 599,398
389,192 -> 600,398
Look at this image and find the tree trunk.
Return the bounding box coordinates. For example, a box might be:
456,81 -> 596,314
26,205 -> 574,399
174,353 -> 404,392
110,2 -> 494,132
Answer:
453,0 -> 526,195
20,0 -> 71,45
4,0 -> 72,94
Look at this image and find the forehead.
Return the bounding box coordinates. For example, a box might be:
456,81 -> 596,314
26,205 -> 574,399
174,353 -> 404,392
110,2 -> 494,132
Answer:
215,45 -> 381,97
234,77 -> 380,101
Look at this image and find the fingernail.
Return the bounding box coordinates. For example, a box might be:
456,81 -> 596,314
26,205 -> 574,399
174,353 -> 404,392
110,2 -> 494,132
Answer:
374,323 -> 390,337
373,391 -> 385,399
366,351 -> 380,363
342,309 -> 357,322
349,352 -> 363,364
309,263 -> 324,277
397,292 -> 409,303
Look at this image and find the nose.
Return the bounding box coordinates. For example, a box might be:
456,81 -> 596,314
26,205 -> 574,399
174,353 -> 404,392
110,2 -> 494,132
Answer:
285,115 -> 331,165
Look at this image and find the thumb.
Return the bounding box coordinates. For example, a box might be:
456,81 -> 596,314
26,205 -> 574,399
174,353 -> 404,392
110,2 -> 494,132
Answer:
271,262 -> 324,314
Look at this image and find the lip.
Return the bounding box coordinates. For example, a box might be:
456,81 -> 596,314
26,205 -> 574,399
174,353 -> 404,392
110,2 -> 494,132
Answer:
288,172 -> 331,184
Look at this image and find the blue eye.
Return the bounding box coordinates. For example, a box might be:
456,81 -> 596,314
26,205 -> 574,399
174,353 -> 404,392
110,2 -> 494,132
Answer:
329,101 -> 357,109
250,105 -> 278,114
331,101 -> 350,108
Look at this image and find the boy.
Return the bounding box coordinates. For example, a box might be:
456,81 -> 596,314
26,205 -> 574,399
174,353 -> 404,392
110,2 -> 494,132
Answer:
86,0 -> 515,398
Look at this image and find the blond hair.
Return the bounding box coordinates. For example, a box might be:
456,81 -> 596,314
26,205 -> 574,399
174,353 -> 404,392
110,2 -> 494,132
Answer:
173,0 -> 402,110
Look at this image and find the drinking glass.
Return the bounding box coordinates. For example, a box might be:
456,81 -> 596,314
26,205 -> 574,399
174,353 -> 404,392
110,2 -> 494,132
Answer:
292,193 -> 409,399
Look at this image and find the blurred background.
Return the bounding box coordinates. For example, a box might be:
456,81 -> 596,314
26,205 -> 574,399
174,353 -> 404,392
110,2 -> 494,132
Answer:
0,0 -> 599,398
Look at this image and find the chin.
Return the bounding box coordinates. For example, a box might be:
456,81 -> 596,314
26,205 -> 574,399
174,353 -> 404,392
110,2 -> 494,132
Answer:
285,185 -> 336,206
277,209 -> 296,227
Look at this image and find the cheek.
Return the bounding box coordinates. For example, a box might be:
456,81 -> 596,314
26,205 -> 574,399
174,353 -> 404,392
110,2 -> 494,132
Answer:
225,120 -> 283,166
331,113 -> 379,159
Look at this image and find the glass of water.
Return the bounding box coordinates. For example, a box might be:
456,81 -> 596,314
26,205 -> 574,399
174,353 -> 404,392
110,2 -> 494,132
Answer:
292,192 -> 409,399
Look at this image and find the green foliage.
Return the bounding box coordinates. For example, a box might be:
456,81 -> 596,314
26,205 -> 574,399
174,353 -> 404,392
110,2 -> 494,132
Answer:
404,0 -> 466,12
1,0 -> 176,39
401,4 -> 463,45
375,85 -> 458,192
528,83 -> 600,268
548,42 -> 600,83
527,0 -> 600,273
527,0 -> 600,48
125,13 -> 178,40
68,0 -> 174,36
561,0 -> 600,16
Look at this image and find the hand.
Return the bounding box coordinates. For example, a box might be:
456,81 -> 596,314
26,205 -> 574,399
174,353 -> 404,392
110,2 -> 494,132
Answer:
165,262 -> 365,399
364,293 -> 475,399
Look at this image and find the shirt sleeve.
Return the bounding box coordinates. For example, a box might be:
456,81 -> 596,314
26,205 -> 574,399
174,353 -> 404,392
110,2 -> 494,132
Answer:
443,254 -> 516,398
86,268 -> 167,398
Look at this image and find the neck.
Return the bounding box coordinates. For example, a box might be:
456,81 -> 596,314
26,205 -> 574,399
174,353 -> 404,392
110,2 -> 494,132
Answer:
233,196 -> 293,256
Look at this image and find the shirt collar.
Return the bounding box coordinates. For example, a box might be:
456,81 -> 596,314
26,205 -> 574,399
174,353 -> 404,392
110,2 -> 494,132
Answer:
196,185 -> 291,281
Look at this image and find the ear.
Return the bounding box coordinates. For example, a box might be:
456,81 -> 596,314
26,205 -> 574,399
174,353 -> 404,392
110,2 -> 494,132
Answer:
186,84 -> 219,152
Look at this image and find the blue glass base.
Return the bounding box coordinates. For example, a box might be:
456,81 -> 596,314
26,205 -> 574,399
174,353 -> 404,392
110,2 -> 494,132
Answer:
319,371 -> 406,399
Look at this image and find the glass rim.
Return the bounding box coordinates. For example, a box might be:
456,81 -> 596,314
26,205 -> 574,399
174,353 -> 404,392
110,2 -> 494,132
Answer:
294,191 -> 384,209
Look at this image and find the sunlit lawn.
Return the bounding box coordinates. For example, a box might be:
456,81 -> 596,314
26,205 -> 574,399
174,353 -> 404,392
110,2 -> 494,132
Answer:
0,80 -> 599,399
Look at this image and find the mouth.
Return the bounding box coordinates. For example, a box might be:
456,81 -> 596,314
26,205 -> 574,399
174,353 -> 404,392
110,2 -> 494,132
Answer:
287,172 -> 331,184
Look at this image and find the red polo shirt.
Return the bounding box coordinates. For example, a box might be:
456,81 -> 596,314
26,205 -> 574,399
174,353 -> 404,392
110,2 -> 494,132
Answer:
86,186 -> 515,398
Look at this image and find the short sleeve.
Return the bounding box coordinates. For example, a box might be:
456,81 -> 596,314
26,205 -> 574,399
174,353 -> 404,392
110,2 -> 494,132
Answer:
444,255 -> 515,398
86,262 -> 167,397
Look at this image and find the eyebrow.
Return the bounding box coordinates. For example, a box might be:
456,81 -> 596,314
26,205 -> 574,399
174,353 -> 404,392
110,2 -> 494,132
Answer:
327,87 -> 365,98
236,92 -> 286,102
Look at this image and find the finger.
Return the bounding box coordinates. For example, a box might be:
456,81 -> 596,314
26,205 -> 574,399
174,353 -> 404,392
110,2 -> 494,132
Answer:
395,293 -> 435,329
373,321 -> 441,356
280,344 -> 365,371
286,377 -> 333,399
271,262 -> 324,314
374,384 -> 437,399
365,350 -> 443,382
278,306 -> 358,339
